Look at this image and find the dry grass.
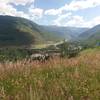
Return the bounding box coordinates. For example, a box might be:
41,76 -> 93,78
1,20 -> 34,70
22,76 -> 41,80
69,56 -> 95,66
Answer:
0,48 -> 100,100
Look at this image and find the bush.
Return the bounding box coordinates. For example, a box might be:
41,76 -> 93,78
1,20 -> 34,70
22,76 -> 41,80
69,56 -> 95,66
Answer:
60,40 -> 69,57
67,50 -> 79,58
0,48 -> 31,62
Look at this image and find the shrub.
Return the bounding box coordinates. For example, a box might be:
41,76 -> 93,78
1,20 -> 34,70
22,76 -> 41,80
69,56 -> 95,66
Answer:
60,41 -> 79,58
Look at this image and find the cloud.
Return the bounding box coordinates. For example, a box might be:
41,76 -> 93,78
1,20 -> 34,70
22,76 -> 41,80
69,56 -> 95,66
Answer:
14,0 -> 35,6
0,2 -> 30,19
53,13 -> 72,26
0,0 -> 100,27
63,15 -> 86,27
15,11 -> 30,19
45,0 -> 100,16
45,9 -> 62,16
29,8 -> 44,19
0,2 -> 17,16
45,0 -> 100,27
53,13 -> 100,27
0,0 -> 44,20
1,0 -> 35,6
62,0 -> 100,11
86,16 -> 100,27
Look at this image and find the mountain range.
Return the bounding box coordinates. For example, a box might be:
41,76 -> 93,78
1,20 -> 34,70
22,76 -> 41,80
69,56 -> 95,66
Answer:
0,15 -> 100,47
79,24 -> 100,45
40,25 -> 88,40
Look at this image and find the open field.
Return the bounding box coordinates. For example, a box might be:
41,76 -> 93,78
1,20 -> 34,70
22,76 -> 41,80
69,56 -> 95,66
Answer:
0,48 -> 100,100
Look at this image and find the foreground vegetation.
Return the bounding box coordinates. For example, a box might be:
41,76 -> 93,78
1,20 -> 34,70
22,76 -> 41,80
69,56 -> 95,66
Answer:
0,48 -> 100,100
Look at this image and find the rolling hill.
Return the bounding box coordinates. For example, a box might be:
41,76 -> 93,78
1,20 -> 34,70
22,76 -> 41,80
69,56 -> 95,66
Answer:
0,15 -> 90,47
0,15 -> 45,47
0,15 -> 64,47
79,24 -> 100,45
41,25 -> 88,40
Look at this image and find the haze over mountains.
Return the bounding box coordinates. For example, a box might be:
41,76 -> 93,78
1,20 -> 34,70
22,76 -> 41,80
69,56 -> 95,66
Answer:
41,25 -> 88,40
0,15 -> 100,47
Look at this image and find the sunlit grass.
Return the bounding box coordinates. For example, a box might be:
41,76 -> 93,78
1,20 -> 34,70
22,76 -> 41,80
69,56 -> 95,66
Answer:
0,48 -> 100,100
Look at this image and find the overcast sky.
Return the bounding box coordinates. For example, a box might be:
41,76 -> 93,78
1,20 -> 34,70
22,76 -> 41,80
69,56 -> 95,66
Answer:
0,0 -> 100,27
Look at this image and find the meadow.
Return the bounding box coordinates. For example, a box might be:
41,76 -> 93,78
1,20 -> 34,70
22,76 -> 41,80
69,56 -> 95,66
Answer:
0,48 -> 100,100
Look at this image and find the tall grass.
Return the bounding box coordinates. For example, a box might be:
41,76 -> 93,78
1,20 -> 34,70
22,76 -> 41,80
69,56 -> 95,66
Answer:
0,48 -> 100,100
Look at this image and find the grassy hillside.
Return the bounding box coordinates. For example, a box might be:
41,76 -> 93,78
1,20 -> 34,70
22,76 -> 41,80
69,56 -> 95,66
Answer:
0,48 -> 100,100
79,25 -> 100,46
85,32 -> 100,45
0,15 -> 91,47
0,16 -> 46,47
0,16 -> 63,47
41,25 -> 88,40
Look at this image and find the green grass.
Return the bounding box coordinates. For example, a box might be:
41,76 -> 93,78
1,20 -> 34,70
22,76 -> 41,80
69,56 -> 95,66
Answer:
81,47 -> 100,54
0,65 -> 100,100
0,48 -> 100,100
0,15 -> 62,47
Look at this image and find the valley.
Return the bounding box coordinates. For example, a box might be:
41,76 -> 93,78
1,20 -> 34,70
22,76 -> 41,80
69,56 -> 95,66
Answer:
0,15 -> 100,100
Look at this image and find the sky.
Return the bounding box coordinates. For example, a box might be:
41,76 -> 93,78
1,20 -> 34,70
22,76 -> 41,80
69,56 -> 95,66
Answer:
0,0 -> 100,27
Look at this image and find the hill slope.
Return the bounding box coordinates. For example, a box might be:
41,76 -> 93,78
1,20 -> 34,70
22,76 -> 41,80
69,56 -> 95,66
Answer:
0,15 -> 90,47
0,16 -> 64,47
79,24 -> 100,45
41,25 -> 88,40
0,15 -> 46,47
